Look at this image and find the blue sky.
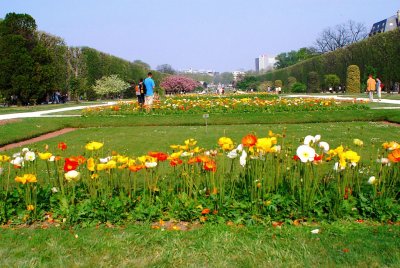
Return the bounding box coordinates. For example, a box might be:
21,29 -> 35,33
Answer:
0,0 -> 398,72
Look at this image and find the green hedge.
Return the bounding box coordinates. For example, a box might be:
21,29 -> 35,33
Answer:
263,29 -> 400,91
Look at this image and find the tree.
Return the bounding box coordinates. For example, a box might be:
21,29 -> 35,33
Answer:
156,64 -> 175,74
274,47 -> 318,69
314,20 -> 367,53
0,13 -> 43,105
133,60 -> 150,70
160,75 -> 199,94
307,72 -> 320,93
236,76 -> 259,91
92,74 -> 128,98
274,80 -> 283,88
324,74 -> 340,89
346,65 -> 360,93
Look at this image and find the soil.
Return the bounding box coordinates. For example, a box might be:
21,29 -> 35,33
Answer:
0,128 -> 77,151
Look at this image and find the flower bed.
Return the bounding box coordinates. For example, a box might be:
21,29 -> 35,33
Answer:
0,132 -> 398,226
83,96 -> 369,116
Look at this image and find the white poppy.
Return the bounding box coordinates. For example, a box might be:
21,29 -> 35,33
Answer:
314,135 -> 321,142
99,156 -> 111,163
236,144 -> 243,152
145,161 -> 157,168
64,170 -> 81,182
368,176 -> 377,185
181,151 -> 193,157
11,156 -> 24,167
240,150 -> 247,167
318,141 -> 330,153
24,151 -> 36,161
303,135 -> 315,145
227,149 -> 238,159
311,229 -> 320,234
296,145 -> 316,163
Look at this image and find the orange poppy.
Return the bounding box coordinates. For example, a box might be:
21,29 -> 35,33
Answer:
242,134 -> 257,147
203,160 -> 217,172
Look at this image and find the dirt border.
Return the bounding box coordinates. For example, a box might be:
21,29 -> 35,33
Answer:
0,128 -> 77,151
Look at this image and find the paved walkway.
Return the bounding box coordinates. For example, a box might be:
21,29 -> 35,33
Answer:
0,102 -> 117,121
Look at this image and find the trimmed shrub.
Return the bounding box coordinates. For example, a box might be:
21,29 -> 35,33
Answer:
324,74 -> 340,89
274,80 -> 283,87
291,82 -> 307,93
346,65 -> 361,93
307,72 -> 320,93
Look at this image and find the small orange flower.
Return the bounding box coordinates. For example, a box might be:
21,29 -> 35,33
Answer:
148,151 -> 169,161
388,149 -> 400,163
242,134 -> 257,147
128,164 -> 145,172
27,204 -> 35,211
203,160 -> 217,172
201,208 -> 210,215
169,158 -> 183,166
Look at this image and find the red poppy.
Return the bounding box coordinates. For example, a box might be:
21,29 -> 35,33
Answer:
169,158 -> 183,167
64,158 -> 79,172
293,155 -> 300,161
203,160 -> 217,172
69,155 -> 86,165
242,134 -> 257,147
58,142 -> 67,151
148,151 -> 168,161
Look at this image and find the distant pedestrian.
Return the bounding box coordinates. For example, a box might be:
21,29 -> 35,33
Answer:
137,79 -> 146,107
376,78 -> 382,101
366,75 -> 376,102
144,72 -> 155,109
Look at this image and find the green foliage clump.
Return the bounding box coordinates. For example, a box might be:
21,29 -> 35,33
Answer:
92,75 -> 129,98
274,80 -> 283,88
324,74 -> 340,89
346,65 -> 361,93
307,72 -> 320,93
291,82 -> 307,93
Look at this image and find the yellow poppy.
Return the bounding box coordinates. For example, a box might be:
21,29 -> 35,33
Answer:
85,141 -> 104,151
38,152 -> 52,160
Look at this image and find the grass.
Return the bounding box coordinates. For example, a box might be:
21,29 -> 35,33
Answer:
0,101 -> 104,115
1,109 -> 400,146
3,122 -> 399,158
0,222 -> 399,267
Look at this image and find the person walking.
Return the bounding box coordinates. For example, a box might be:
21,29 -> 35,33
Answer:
144,72 -> 156,109
366,75 -> 376,102
376,77 -> 382,101
137,78 -> 146,108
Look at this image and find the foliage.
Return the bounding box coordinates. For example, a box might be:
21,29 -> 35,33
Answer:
307,72 -> 320,93
236,76 -> 260,91
0,13 -> 55,105
92,75 -> 129,98
263,29 -> 400,93
324,74 -> 340,89
291,82 -> 307,93
346,65 -> 361,93
0,129 -> 399,226
287,76 -> 297,90
160,75 -> 199,94
274,80 -> 283,88
274,47 -> 318,69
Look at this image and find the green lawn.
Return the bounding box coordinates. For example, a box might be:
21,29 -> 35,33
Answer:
1,223 -> 399,267
1,109 -> 400,146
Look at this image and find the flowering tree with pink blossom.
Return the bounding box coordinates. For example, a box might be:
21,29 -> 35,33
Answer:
160,75 -> 200,94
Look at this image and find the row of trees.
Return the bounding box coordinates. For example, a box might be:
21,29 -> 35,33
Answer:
262,29 -> 400,93
0,13 -> 160,105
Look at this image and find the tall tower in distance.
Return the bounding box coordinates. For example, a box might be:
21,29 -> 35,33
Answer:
255,58 -> 260,73
256,54 -> 276,73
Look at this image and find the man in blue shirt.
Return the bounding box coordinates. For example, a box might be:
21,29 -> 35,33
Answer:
144,72 -> 156,108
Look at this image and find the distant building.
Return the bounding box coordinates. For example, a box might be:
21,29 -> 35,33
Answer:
255,58 -> 259,73
255,54 -> 276,73
232,71 -> 246,82
369,10 -> 400,36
